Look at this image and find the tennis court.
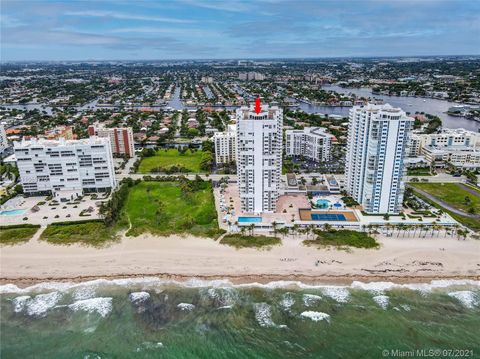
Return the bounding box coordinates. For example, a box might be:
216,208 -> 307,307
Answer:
311,213 -> 347,221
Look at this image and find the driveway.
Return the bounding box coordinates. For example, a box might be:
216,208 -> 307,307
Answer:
410,186 -> 480,219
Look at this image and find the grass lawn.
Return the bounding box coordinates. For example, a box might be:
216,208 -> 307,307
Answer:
220,234 -> 281,249
410,183 -> 480,214
304,230 -> 379,249
121,181 -> 224,238
410,188 -> 480,233
0,224 -> 40,245
40,220 -> 118,247
138,149 -> 204,173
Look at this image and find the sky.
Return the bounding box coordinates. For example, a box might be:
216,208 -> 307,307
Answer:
1,0 -> 479,61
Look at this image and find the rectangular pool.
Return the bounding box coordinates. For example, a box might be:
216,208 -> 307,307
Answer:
0,209 -> 27,216
238,217 -> 262,223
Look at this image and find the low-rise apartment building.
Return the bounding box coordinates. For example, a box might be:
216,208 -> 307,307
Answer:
409,128 -> 480,169
285,127 -> 333,162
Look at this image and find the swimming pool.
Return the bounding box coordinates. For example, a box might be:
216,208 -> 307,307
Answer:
0,209 -> 27,216
238,217 -> 262,223
316,199 -> 331,209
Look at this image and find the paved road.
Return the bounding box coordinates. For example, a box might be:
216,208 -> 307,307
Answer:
459,184 -> 480,198
410,186 -> 480,219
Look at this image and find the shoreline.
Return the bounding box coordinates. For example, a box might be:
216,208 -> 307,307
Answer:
1,232 -> 480,289
2,273 -> 480,289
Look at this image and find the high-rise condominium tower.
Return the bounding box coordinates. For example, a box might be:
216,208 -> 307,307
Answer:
345,103 -> 413,214
236,105 -> 282,213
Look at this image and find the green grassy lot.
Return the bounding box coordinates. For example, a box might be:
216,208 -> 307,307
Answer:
410,188 -> 480,232
0,224 -> 40,245
220,234 -> 281,249
410,183 -> 480,214
40,220 -> 118,247
138,149 -> 204,173
304,230 -> 379,249
121,181 -> 224,238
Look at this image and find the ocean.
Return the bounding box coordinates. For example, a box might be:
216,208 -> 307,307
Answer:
1,278 -> 479,359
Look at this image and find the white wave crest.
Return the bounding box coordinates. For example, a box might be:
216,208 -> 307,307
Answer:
68,297 -> 113,317
322,287 -> 350,303
26,292 -> 63,317
448,291 -> 478,309
12,295 -> 31,313
254,303 -> 275,327
303,294 -> 322,307
2,278 -> 479,296
281,292 -> 295,310
372,295 -> 389,310
135,341 -> 164,352
206,287 -> 237,307
177,303 -> 195,311
300,311 -> 330,322
129,291 -> 150,303
72,285 -> 97,301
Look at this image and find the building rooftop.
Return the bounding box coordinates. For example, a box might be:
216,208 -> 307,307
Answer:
14,136 -> 110,148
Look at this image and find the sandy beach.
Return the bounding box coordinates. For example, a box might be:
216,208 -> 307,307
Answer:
1,233 -> 479,286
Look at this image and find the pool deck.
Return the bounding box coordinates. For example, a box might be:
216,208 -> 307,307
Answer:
215,183 -> 460,232
0,195 -> 106,226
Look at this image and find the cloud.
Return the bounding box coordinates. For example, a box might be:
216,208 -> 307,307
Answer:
178,0 -> 252,12
110,26 -> 218,37
65,10 -> 194,24
0,14 -> 26,28
1,0 -> 479,60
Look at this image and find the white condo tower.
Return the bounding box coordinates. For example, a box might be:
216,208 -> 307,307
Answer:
345,103 -> 413,214
236,104 -> 283,213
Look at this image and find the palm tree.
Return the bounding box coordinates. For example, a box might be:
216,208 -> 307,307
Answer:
272,221 -> 278,238
240,226 -> 246,236
403,224 -> 412,238
385,223 -> 392,236
418,224 -> 426,238
249,223 -> 255,236
292,224 -> 300,237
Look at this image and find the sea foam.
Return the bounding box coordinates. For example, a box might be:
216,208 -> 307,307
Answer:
26,292 -> 63,317
129,291 -> 150,303
303,294 -> 322,307
205,287 -> 237,307
281,292 -> 295,310
68,297 -> 113,317
254,303 -> 276,327
372,295 -> 389,310
2,278 -> 479,296
12,295 -> 31,313
322,287 -> 350,303
300,311 -> 330,322
448,291 -> 478,309
72,285 -> 97,301
177,303 -> 195,311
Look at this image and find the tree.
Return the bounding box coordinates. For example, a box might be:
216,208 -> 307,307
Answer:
187,128 -> 199,138
249,223 -> 255,236
200,151 -> 214,172
272,221 -> 278,238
